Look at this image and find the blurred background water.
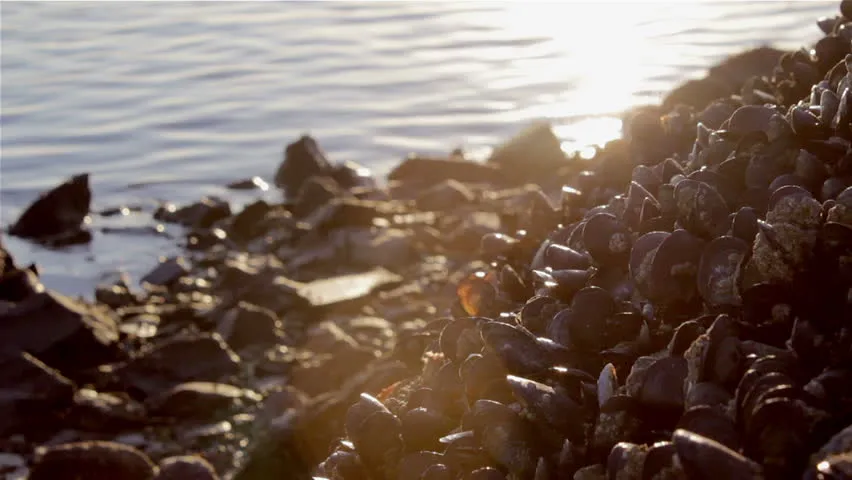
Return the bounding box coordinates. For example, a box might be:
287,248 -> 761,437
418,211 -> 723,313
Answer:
0,1 -> 837,296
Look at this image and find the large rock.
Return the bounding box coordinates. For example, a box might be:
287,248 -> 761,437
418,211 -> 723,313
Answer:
8,173 -> 91,241
112,333 -> 241,398
0,352 -> 75,437
29,441 -> 156,480
155,456 -> 219,480
0,290 -> 120,374
214,301 -> 283,351
274,135 -> 333,199
145,382 -> 260,420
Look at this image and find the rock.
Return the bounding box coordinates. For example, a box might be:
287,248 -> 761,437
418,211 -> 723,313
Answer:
303,321 -> 360,354
146,382 -> 260,420
331,161 -> 376,190
0,291 -> 120,374
8,173 -> 91,241
112,333 -> 241,398
68,388 -> 148,432
292,176 -> 344,218
447,212 -> 502,252
0,263 -> 45,303
488,121 -> 568,181
155,455 -> 219,480
0,352 -> 75,436
228,200 -> 273,243
347,228 -> 416,269
662,46 -> 785,110
277,267 -> 403,310
29,441 -> 156,480
0,453 -> 27,480
154,197 -> 231,229
141,257 -> 190,287
387,154 -> 509,188
415,179 -> 476,211
301,197 -> 410,232
227,176 -> 269,191
290,347 -> 379,396
274,135 -> 333,199
214,302 -> 283,351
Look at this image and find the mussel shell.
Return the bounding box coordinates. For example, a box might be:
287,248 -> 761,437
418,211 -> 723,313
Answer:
505,375 -> 585,442
685,382 -> 732,410
637,357 -> 688,410
672,429 -> 764,480
677,406 -> 740,451
350,410 -> 404,473
641,441 -> 676,480
398,452 -> 445,480
545,243 -> 591,271
731,207 -> 760,243
440,317 -> 484,363
629,231 -> 669,299
674,179 -> 730,239
728,105 -> 777,136
647,229 -> 705,303
468,467 -> 506,480
668,320 -> 706,357
583,213 -> 632,267
697,236 -> 749,307
401,408 -> 455,452
345,393 -> 392,440
743,397 -> 809,476
480,321 -> 550,376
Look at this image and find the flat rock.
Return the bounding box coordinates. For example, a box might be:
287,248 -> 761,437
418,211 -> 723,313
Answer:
145,382 -> 260,420
0,290 -> 120,373
274,135 -> 333,199
29,441 -> 156,480
347,228 -> 416,269
276,267 -> 403,309
387,154 -> 509,188
112,333 -> 241,398
155,455 -> 219,480
487,121 -> 567,180
8,173 -> 91,241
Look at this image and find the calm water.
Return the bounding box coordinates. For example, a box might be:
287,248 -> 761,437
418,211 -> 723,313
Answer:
0,1 -> 837,296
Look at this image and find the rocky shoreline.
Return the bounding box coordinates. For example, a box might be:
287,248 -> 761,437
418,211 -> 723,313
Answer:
3,3 -> 852,480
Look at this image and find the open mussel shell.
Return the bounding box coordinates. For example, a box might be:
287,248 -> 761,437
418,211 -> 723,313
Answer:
697,236 -> 749,307
583,213 -> 632,267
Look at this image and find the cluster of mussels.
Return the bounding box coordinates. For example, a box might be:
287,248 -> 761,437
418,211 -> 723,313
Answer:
316,4 -> 852,480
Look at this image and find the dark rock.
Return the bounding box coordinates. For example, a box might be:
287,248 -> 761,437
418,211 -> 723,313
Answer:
347,228 -> 417,269
8,173 -> 91,241
0,263 -> 44,302
0,352 -> 75,436
214,301 -> 283,351
388,154 -> 509,188
292,175 -> 344,218
276,267 -> 403,310
145,382 -> 260,420
68,388 -> 149,432
275,135 -> 333,199
228,200 -> 273,243
301,197 -> 409,232
332,161 -> 376,190
226,176 -> 269,191
112,333 -> 241,398
29,441 -> 156,480
155,455 -> 220,480
290,347 -> 380,396
141,257 -> 190,287
154,197 -> 231,229
0,291 -> 120,374
488,121 -> 568,180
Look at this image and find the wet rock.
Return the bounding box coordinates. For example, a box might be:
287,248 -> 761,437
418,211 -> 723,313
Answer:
387,154 -> 509,188
8,173 -> 91,242
141,256 -> 190,287
111,333 -> 241,398
227,176 -> 269,191
416,179 -> 476,211
274,135 -> 333,198
214,301 -> 283,351
155,455 -> 219,480
154,196 -> 231,229
0,291 -> 120,374
68,387 -> 148,432
145,382 -> 260,420
488,121 -> 568,180
448,212 -> 502,251
29,441 -> 157,480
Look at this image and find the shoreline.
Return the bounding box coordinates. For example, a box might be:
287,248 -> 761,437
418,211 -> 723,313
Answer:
3,4 -> 852,480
